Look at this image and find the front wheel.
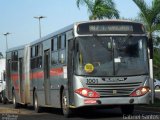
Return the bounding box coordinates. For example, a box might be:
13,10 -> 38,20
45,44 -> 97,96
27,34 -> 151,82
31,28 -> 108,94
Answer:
61,90 -> 72,118
121,105 -> 134,115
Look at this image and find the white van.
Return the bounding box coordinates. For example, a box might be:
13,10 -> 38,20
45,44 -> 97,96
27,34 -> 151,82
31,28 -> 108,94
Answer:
0,58 -> 6,102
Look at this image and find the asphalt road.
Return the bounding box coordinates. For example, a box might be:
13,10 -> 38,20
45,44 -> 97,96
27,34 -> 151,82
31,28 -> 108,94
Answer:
0,103 -> 160,120
0,90 -> 159,120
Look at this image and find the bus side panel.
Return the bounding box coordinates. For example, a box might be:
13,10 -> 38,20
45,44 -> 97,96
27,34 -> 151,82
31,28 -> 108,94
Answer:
30,68 -> 45,106
50,68 -> 61,108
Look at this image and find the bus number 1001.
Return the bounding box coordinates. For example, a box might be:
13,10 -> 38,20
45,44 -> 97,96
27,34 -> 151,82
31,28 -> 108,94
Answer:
87,79 -> 98,84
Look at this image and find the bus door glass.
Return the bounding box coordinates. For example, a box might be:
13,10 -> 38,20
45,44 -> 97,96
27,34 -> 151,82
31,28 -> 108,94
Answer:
44,50 -> 51,105
19,58 -> 24,102
7,59 -> 12,99
68,39 -> 75,104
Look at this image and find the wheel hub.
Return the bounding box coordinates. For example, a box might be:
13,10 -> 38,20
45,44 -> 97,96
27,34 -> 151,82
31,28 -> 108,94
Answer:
35,97 -> 38,109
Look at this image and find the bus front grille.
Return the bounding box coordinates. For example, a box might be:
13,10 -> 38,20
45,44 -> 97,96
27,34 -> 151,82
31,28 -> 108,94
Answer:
87,82 -> 142,97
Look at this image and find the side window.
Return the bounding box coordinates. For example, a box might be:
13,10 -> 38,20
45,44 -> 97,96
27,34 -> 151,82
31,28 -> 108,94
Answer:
37,56 -> 42,68
30,44 -> 42,70
61,34 -> 66,49
32,46 -> 35,58
51,38 -> 54,51
14,51 -> 18,61
51,52 -> 58,65
59,50 -> 65,64
35,45 -> 39,56
58,36 -> 61,50
51,36 -> 59,65
51,34 -> 66,65
37,44 -> 42,56
12,51 -> 18,61
54,37 -> 58,51
57,34 -> 66,50
11,51 -> 18,72
58,34 -> 66,64
7,59 -> 11,79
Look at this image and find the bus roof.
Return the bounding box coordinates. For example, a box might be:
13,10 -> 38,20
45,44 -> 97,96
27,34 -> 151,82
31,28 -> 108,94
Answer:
6,20 -> 144,52
75,19 -> 142,24
6,44 -> 26,53
30,19 -> 143,46
30,23 -> 74,46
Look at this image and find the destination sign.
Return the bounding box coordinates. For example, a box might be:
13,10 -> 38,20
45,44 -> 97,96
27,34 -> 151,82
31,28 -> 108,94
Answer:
89,25 -> 133,32
77,21 -> 145,35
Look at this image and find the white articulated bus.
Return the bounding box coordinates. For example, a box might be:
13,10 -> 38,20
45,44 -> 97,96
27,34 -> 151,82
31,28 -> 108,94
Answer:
5,20 -> 153,117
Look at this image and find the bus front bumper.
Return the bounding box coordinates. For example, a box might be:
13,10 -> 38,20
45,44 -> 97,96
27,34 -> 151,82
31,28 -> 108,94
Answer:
73,93 -> 150,108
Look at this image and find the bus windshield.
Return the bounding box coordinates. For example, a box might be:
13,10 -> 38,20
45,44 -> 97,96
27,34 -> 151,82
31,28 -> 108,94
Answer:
75,36 -> 149,77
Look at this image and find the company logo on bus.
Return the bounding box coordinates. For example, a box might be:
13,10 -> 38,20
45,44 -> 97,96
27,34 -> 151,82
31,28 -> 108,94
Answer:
107,77 -> 127,82
113,90 -> 117,95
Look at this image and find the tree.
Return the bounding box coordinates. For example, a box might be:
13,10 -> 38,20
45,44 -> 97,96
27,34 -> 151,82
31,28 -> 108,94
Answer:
133,0 -> 160,78
133,0 -> 160,40
76,0 -> 91,9
77,0 -> 119,20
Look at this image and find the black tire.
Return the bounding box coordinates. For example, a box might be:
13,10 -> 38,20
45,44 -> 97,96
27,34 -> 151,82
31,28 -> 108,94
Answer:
1,90 -> 7,104
61,90 -> 72,118
33,92 -> 41,113
12,91 -> 19,108
2,96 -> 8,104
0,93 -> 2,103
0,93 -> 3,103
121,105 -> 134,115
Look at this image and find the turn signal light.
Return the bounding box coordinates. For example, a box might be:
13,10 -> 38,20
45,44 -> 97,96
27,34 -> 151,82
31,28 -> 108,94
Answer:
75,88 -> 100,98
130,86 -> 150,97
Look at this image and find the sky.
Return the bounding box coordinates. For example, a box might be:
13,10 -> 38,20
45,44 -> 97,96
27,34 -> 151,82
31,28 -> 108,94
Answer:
0,0 -> 151,55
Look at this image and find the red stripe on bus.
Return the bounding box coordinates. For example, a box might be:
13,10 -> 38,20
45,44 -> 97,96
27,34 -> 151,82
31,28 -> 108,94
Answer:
29,67 -> 64,80
50,68 -> 63,76
11,73 -> 19,81
30,71 -> 44,80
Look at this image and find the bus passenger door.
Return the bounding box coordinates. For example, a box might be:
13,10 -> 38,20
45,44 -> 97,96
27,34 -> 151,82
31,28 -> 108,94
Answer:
19,58 -> 24,103
44,50 -> 51,105
68,40 -> 75,105
7,60 -> 12,100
